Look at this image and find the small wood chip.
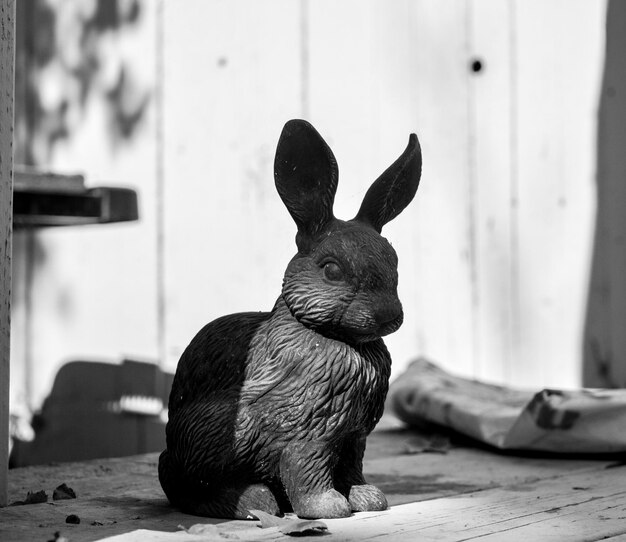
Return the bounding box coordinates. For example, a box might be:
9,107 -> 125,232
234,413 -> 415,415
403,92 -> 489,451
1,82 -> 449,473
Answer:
47,531 -> 69,542
184,524 -> 221,535
53,483 -> 77,501
249,510 -> 285,528
10,489 -> 48,506
403,434 -> 450,455
179,523 -> 241,539
279,519 -> 328,536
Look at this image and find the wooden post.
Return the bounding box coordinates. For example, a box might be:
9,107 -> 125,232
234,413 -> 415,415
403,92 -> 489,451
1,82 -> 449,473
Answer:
583,0 -> 626,388
0,0 -> 15,508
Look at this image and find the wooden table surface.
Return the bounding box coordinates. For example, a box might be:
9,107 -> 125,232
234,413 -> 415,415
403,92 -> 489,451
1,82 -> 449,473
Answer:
1,418 -> 625,541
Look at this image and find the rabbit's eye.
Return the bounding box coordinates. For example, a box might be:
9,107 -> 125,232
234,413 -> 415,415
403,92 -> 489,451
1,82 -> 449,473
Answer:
323,261 -> 344,282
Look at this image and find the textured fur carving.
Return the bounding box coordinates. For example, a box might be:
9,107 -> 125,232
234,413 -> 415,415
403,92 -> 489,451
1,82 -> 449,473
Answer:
159,119 -> 422,519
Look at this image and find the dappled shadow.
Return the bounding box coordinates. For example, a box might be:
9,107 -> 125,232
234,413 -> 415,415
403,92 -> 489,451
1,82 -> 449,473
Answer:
14,0 -> 150,165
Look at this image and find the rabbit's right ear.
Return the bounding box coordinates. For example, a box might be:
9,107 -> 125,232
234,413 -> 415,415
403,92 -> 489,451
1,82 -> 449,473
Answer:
274,120 -> 338,241
354,133 -> 422,233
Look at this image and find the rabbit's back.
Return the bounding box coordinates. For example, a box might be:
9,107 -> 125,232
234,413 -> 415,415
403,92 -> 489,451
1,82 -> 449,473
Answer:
167,311 -> 271,414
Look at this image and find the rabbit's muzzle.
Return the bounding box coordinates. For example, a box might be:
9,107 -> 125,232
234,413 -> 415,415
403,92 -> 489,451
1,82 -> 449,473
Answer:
342,297 -> 404,343
375,302 -> 404,336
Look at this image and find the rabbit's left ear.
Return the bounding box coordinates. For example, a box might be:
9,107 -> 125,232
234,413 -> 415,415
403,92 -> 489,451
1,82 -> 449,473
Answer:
354,134 -> 422,232
274,119 -> 338,239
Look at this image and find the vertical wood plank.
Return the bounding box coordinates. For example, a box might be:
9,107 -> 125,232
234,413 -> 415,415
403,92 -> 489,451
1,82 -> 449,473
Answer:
0,0 -> 15,507
468,0 -> 515,383
514,0 -> 604,388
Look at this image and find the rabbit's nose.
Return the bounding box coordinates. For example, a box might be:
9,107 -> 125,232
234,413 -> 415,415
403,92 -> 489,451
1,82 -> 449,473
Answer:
375,301 -> 403,328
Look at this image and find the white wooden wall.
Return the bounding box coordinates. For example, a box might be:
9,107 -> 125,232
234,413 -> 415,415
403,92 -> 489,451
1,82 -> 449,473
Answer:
11,0 -> 607,414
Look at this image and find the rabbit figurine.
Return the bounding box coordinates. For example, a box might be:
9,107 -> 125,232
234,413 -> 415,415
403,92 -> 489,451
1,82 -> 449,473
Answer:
159,119 -> 422,520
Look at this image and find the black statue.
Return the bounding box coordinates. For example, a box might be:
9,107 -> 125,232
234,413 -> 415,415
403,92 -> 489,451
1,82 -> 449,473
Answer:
159,119 -> 422,520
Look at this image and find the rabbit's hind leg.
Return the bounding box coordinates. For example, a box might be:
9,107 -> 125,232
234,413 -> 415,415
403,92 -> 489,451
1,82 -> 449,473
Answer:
189,483 -> 281,520
159,449 -> 280,519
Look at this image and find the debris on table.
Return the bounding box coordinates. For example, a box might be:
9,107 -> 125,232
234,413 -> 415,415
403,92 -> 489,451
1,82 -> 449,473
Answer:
53,483 -> 77,500
176,512 -> 328,540
9,489 -> 48,505
402,433 -> 451,455
250,509 -> 328,535
47,531 -> 69,542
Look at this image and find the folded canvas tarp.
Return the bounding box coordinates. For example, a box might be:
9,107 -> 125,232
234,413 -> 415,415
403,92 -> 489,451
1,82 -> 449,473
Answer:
389,358 -> 626,454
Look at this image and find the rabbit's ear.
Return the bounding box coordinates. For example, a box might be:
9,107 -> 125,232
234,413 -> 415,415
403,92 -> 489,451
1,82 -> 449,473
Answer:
274,119 -> 338,239
354,134 -> 422,233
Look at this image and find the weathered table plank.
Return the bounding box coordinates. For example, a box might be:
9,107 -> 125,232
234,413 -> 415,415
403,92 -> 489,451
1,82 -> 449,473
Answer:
1,427 -> 622,541
88,463 -> 626,542
317,464 -> 626,541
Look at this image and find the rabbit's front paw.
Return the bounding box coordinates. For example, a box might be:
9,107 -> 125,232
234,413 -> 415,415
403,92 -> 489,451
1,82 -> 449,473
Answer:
348,484 -> 388,512
293,488 -> 352,519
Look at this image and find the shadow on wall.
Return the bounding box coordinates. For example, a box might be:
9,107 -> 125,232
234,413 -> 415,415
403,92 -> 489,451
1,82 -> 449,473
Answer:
10,0 -> 151,430
14,0 -> 150,165
10,359 -> 173,467
583,0 -> 626,387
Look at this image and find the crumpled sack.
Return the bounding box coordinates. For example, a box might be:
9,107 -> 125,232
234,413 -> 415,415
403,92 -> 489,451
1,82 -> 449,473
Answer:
389,358 -> 626,453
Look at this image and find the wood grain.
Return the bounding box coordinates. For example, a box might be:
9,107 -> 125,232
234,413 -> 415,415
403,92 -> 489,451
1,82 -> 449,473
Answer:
319,465 -> 626,541
0,0 -> 14,509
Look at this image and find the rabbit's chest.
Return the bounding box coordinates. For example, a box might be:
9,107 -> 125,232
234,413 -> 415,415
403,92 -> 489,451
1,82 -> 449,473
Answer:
321,345 -> 389,432
242,331 -> 390,438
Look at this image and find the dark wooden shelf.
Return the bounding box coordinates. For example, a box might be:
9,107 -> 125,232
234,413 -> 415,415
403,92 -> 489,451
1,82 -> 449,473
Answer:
13,169 -> 139,228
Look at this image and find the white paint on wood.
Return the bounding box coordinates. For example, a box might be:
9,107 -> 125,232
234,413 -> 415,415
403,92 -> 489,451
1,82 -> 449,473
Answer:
404,0 -> 476,379
8,231 -> 28,415
0,0 -> 14,508
513,0 -> 604,388
469,0 -> 516,383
